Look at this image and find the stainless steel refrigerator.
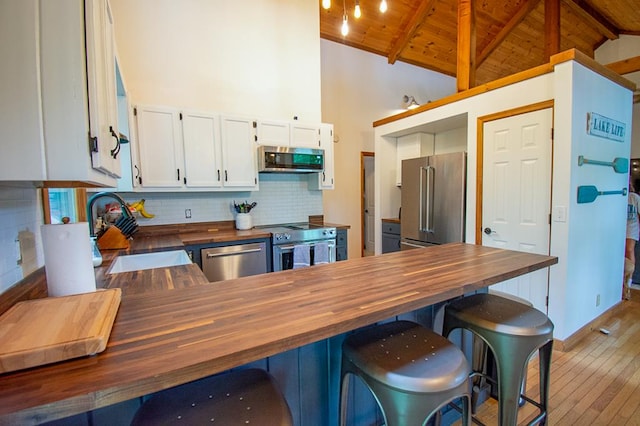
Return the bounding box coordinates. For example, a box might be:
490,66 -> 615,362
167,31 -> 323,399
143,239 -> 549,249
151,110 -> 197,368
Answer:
400,152 -> 466,249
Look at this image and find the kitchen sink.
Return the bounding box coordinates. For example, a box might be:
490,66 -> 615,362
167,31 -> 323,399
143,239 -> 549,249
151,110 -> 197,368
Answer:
107,250 -> 192,274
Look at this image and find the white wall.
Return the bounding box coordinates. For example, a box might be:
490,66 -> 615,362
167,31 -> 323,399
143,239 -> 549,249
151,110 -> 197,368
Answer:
110,0 -> 321,122
374,62 -> 633,341
550,61 -> 632,339
320,40 -> 456,258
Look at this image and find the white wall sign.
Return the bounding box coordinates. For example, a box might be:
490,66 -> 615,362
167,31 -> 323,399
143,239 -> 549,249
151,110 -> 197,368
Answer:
587,112 -> 626,142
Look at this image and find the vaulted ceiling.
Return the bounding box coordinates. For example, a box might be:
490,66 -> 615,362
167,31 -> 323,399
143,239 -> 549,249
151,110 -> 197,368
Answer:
319,0 -> 640,87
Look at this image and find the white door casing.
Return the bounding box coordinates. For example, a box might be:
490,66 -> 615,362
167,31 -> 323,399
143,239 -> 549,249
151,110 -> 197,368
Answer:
482,107 -> 553,312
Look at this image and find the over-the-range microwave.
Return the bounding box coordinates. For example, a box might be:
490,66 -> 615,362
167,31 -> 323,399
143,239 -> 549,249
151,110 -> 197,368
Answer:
257,145 -> 324,173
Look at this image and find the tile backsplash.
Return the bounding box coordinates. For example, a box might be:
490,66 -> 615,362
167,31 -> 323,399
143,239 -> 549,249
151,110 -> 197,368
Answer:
118,174 -> 324,226
0,174 -> 322,295
0,184 -> 44,294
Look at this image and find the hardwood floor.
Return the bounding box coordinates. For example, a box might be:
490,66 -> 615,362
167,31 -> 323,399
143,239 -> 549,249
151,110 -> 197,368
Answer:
463,289 -> 640,425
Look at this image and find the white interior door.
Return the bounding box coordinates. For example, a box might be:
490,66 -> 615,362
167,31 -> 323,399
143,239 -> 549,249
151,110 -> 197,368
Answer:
364,155 -> 375,255
482,108 -> 552,312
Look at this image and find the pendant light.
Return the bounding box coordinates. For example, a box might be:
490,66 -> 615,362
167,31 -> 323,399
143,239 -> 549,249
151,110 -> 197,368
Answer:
322,0 -> 331,10
354,0 -> 361,18
379,0 -> 388,13
341,12 -> 349,36
341,0 -> 349,36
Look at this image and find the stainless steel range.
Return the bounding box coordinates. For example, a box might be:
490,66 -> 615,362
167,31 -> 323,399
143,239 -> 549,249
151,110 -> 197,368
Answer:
262,223 -> 337,271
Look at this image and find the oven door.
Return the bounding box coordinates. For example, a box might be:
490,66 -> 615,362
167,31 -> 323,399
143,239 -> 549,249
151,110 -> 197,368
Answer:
273,239 -> 336,271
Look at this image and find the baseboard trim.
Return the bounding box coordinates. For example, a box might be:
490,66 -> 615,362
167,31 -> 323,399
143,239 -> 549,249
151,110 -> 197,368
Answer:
553,301 -> 624,352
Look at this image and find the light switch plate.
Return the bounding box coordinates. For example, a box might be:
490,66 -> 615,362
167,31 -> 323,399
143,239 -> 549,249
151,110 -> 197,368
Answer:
552,205 -> 567,222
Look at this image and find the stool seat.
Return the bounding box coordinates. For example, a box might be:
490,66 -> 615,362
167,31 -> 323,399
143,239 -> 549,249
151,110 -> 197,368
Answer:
340,320 -> 471,426
446,293 -> 553,337
443,293 -> 554,426
344,321 -> 470,393
131,368 -> 293,426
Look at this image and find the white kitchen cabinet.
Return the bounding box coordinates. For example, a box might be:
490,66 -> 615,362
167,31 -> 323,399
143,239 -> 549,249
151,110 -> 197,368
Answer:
86,0 -> 121,178
0,0 -> 120,186
310,123 -> 335,190
182,111 -> 223,188
291,122 -> 321,148
134,105 -> 184,188
220,116 -> 259,189
395,133 -> 434,186
255,119 -> 290,146
132,109 -> 257,191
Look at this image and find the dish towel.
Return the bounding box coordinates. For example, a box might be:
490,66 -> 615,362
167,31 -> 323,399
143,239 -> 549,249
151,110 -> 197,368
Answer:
293,244 -> 310,269
313,242 -> 329,265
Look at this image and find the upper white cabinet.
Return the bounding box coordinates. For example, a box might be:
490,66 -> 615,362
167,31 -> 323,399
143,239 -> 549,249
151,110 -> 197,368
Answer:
255,120 -> 290,146
310,123 -> 335,190
131,107 -> 258,191
182,111 -> 223,188
291,122 -> 321,148
86,0 -> 121,178
220,116 -> 259,188
134,105 -> 184,188
255,120 -> 322,149
0,0 -> 120,186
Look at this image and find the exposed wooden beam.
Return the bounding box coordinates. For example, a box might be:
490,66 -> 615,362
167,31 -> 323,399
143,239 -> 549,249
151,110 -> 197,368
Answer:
456,0 -> 476,92
562,0 -> 618,40
477,0 -> 541,66
545,0 -> 560,59
387,0 -> 438,65
605,56 -> 640,75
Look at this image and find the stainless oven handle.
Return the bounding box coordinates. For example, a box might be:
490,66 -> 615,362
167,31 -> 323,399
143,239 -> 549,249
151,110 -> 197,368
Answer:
276,242 -> 335,251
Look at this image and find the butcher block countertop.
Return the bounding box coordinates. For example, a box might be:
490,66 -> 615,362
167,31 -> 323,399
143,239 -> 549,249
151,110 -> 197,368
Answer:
0,243 -> 556,425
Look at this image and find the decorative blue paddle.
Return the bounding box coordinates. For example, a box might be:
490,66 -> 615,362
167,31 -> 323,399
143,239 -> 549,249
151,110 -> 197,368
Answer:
577,185 -> 627,204
577,155 -> 629,174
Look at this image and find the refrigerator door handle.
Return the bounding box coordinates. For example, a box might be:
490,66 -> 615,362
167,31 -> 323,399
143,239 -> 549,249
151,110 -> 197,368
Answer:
419,167 -> 426,231
424,165 -> 435,232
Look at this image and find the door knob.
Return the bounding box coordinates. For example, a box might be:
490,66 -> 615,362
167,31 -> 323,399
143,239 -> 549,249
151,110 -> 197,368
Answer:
484,227 -> 496,235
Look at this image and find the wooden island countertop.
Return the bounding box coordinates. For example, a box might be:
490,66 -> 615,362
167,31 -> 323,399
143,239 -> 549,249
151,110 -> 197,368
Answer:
0,243 -> 557,425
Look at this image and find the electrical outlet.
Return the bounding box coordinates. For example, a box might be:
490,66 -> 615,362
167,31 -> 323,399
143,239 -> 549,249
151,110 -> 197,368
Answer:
185,209 -> 192,219
596,294 -> 601,307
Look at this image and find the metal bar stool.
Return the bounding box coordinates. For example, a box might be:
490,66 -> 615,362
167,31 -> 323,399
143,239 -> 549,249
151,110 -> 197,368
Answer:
340,320 -> 472,426
442,293 -> 554,426
131,368 -> 293,425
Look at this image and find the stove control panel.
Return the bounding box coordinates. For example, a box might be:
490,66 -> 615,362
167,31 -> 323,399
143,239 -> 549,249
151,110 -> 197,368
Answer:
273,232 -> 292,241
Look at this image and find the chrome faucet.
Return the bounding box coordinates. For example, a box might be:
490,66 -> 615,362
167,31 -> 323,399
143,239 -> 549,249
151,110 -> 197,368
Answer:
86,192 -> 134,237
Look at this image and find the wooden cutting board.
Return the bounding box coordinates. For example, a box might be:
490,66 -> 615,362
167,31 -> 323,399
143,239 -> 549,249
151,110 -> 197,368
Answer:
0,288 -> 121,374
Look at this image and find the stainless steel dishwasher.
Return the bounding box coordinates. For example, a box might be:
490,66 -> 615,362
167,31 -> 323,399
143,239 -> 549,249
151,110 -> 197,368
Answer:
201,242 -> 267,282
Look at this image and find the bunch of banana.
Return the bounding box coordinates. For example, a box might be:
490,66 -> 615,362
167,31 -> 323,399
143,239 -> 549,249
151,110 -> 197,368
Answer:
128,199 -> 155,219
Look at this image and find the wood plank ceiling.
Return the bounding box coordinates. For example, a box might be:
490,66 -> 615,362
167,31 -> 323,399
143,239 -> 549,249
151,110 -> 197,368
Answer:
319,0 -> 640,87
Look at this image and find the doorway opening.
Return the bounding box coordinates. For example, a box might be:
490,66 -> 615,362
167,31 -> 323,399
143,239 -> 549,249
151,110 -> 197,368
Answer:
361,152 -> 375,257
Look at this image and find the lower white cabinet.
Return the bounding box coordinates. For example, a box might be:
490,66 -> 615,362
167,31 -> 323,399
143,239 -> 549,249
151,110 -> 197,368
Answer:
131,106 -> 258,191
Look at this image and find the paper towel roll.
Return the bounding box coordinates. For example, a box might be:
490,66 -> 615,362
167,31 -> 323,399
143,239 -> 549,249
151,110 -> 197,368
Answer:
41,223 -> 96,297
